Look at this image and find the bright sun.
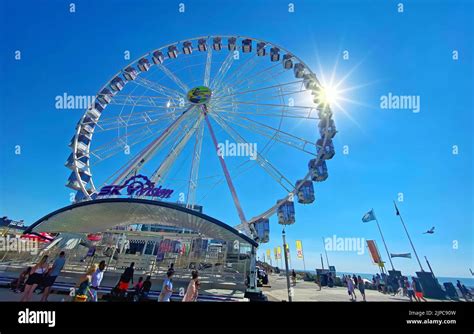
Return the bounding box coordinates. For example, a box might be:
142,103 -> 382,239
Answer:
318,85 -> 341,106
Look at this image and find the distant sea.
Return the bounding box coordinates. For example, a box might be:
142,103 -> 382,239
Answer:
335,271 -> 474,289
293,270 -> 474,288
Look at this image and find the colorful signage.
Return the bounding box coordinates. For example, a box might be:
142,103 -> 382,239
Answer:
296,240 -> 303,259
98,174 -> 173,199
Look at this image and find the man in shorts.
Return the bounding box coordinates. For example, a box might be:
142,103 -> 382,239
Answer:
41,251 -> 66,301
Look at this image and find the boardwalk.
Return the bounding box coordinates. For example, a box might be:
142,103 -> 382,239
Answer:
263,274 -> 445,302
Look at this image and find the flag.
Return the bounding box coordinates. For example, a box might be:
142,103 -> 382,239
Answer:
362,209 -> 376,222
296,240 -> 304,259
276,246 -> 282,259
390,253 -> 411,259
266,249 -> 271,260
394,202 -> 400,216
366,240 -> 383,265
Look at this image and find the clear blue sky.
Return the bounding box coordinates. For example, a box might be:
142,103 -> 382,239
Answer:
0,0 -> 472,278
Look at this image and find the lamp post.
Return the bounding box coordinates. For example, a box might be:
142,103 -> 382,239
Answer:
282,228 -> 292,302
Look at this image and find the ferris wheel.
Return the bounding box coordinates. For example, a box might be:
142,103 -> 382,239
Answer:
65,35 -> 337,241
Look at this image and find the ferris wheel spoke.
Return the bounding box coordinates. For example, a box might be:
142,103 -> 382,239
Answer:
149,113 -> 204,185
213,80 -> 304,101
93,108 -> 185,132
88,116 -> 173,159
133,76 -> 184,99
215,62 -> 286,99
156,63 -> 189,93
109,95 -> 189,109
196,137 -> 276,205
210,50 -> 237,90
108,105 -> 196,185
224,100 -> 315,110
187,118 -> 205,209
203,47 -> 213,87
212,53 -> 259,92
230,85 -> 309,101
90,127 -> 161,165
210,112 -> 294,193
219,61 -> 282,94
217,112 -> 317,156
211,104 -> 318,119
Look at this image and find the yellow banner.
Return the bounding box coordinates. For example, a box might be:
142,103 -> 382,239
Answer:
296,240 -> 303,259
277,246 -> 282,259
266,249 -> 271,259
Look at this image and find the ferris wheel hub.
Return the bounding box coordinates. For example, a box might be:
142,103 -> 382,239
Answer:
187,86 -> 213,105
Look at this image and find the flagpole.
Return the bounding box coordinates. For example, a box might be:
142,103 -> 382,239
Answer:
301,242 -> 307,272
322,237 -> 330,269
373,209 -> 395,271
394,201 -> 424,271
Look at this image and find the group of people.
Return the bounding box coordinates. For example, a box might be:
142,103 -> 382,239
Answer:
368,273 -> 427,302
14,252 -> 201,302
75,260 -> 107,302
342,274 -> 366,302
15,251 -> 66,302
108,262 -> 200,302
156,263 -> 200,302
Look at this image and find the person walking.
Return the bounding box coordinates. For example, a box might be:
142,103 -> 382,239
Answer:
291,269 -> 297,286
346,275 -> 356,301
158,270 -> 174,302
140,275 -> 152,299
41,251 -> 66,301
375,273 -> 381,292
182,270 -> 199,302
21,255 -> 49,302
357,275 -> 366,302
413,277 -> 426,302
116,262 -> 134,294
352,274 -> 358,289
315,275 -> 321,291
406,278 -> 416,302
75,264 -> 97,302
134,277 -> 144,292
90,260 -> 106,302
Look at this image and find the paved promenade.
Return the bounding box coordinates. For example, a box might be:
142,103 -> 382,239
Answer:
263,274 -> 444,302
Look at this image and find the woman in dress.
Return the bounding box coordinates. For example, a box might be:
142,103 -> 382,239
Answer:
182,270 -> 199,302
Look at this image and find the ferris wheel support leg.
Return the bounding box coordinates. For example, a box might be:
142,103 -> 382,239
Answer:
203,109 -> 247,226
244,246 -> 268,301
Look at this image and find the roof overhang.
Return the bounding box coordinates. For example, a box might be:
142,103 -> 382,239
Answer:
25,198 -> 257,247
